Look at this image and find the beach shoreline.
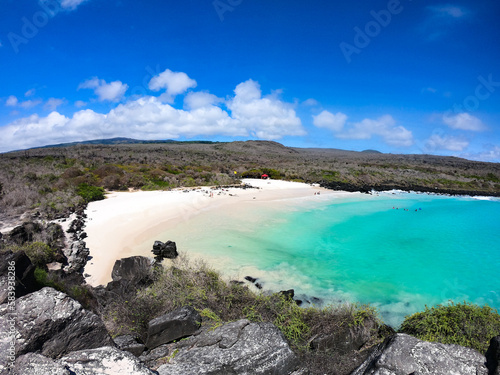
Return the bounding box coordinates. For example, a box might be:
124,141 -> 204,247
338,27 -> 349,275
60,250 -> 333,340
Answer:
83,179 -> 354,286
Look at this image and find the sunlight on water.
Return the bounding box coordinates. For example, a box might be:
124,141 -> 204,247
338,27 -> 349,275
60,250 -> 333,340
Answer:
152,192 -> 500,327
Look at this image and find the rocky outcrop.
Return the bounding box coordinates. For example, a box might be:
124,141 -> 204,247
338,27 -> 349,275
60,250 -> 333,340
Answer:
8,222 -> 43,244
152,240 -> 178,260
114,335 -> 146,357
60,346 -> 155,374
0,250 -> 37,304
311,316 -> 378,355
63,240 -> 89,274
486,336 -> 500,375
351,333 -> 488,375
156,319 -> 299,375
10,347 -> 155,375
146,306 -> 201,350
111,256 -> 156,284
0,287 -> 113,359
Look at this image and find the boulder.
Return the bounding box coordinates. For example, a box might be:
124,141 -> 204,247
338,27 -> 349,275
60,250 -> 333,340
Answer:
351,333 -> 488,375
152,240 -> 178,259
311,315 -> 378,354
0,250 -> 37,303
0,287 -> 113,359
10,353 -> 71,375
8,222 -> 42,244
486,336 -> 500,375
114,334 -> 146,357
146,306 -> 201,349
63,240 -> 89,273
60,346 -> 155,375
156,319 -> 299,375
111,256 -> 155,284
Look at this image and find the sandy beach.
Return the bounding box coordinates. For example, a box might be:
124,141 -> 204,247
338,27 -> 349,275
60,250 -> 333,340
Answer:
83,179 -> 353,286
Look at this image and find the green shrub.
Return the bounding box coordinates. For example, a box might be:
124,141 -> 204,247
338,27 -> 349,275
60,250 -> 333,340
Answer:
399,301 -> 500,353
12,242 -> 56,267
76,183 -> 105,202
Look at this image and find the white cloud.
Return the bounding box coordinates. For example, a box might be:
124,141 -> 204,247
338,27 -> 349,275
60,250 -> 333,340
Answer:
78,78 -> 128,102
302,98 -> 319,107
60,0 -> 88,10
312,110 -> 347,132
5,95 -> 41,109
45,98 -> 65,111
184,91 -> 222,110
0,79 -> 306,152
149,69 -> 197,103
337,115 -> 414,147
20,99 -> 42,109
442,113 -> 486,131
6,96 -> 18,107
25,89 -> 36,97
425,134 -> 469,152
227,80 -> 305,139
462,145 -> 500,162
75,100 -> 87,108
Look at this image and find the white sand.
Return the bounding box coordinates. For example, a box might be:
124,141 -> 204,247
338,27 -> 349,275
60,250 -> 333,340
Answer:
83,179 -> 352,286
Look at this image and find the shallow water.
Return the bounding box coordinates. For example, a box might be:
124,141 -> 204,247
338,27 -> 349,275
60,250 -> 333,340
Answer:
147,192 -> 500,327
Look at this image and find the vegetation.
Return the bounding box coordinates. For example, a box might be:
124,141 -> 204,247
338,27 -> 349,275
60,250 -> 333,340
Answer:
399,301 -> 500,353
101,255 -> 383,372
1,140 -> 500,372
76,183 -> 106,203
1,140 -> 499,223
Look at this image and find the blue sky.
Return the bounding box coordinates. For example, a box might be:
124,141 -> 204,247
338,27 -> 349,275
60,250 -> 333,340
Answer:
1,0 -> 499,161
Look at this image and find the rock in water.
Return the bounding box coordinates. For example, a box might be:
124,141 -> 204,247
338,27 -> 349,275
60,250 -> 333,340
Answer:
351,333 -> 488,375
146,306 -> 201,350
156,319 -> 299,375
0,287 -> 113,359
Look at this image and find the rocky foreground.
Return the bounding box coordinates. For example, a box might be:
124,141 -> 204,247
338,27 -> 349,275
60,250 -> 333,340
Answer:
0,285 -> 499,374
1,215 -> 500,374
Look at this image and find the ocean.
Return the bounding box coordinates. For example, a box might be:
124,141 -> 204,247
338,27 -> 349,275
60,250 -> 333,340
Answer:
151,191 -> 500,327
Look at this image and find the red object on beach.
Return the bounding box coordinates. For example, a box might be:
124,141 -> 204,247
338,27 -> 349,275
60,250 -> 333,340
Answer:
261,174 -> 269,179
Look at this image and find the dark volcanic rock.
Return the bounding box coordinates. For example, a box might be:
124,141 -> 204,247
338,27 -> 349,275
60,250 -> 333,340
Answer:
8,222 -> 43,244
486,336 -> 500,375
244,276 -> 257,283
280,289 -> 295,301
0,251 -> 37,303
114,335 -> 146,357
111,256 -> 155,284
152,240 -> 178,259
351,333 -> 488,375
146,306 -> 201,350
63,240 -> 89,273
311,316 -> 377,354
156,319 -> 299,375
0,287 -> 113,359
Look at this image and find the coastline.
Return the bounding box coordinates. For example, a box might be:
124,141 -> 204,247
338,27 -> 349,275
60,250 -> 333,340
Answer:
83,179 -> 354,286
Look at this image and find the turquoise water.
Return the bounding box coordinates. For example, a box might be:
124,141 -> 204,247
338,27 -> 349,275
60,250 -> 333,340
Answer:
156,192 -> 500,327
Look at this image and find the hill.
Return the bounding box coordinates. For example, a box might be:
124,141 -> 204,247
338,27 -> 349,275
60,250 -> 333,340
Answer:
0,140 -> 499,224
